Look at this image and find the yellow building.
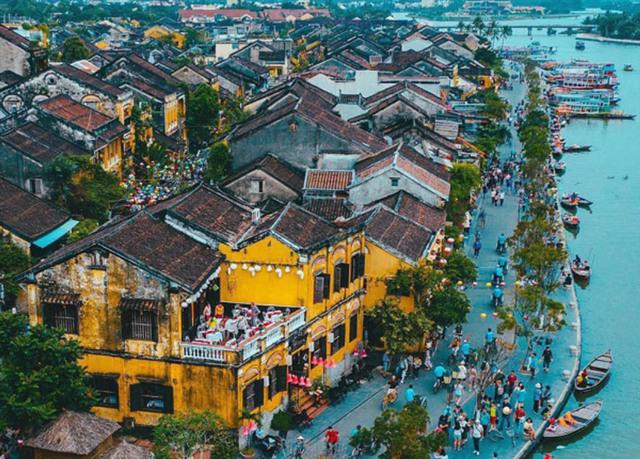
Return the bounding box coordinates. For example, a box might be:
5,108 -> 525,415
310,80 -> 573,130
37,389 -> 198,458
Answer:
144,26 -> 186,49
19,184 -> 368,431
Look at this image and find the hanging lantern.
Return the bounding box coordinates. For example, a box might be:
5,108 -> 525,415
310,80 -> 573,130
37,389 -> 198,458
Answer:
353,349 -> 360,356
254,264 -> 261,272
317,357 -> 324,367
500,281 -> 506,287
447,237 -> 455,244
267,265 -> 273,272
359,349 -> 368,358
275,268 -> 282,278
443,246 -> 452,254
305,377 -> 313,387
291,374 -> 299,385
242,263 -> 248,270
311,355 -> 318,366
472,281 -> 478,288
287,373 -> 293,384
285,266 -> 291,273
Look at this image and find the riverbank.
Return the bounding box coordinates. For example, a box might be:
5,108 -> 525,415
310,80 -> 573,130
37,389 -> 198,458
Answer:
577,33 -> 640,45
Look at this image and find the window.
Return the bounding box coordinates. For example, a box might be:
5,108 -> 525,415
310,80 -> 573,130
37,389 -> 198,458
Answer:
92,376 -> 119,408
313,273 -> 330,303
333,263 -> 349,292
311,336 -> 327,367
350,253 -> 365,281
27,178 -> 43,196
330,323 -> 345,355
268,365 -> 287,399
130,383 -> 172,413
90,251 -> 106,268
43,303 -> 79,334
243,379 -> 264,411
122,310 -> 157,341
250,179 -> 264,193
349,313 -> 358,342
390,177 -> 400,187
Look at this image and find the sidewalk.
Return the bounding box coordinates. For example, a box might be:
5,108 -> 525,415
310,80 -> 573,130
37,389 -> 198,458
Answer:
283,71 -> 581,459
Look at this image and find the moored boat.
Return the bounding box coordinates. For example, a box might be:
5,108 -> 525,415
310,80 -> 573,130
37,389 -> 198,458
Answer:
563,144 -> 591,153
571,258 -> 591,279
543,400 -> 603,439
624,64 -> 633,72
575,41 -> 586,50
561,193 -> 592,207
563,213 -> 580,228
575,350 -> 613,394
553,161 -> 566,173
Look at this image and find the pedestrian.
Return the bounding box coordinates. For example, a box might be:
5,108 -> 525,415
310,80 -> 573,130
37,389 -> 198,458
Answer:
480,408 -> 491,437
405,384 -> 415,404
516,383 -> 527,406
472,420 -> 483,455
468,365 -> 478,390
324,426 -> 339,455
524,417 -> 536,440
530,353 -> 538,378
541,385 -> 552,407
454,381 -> 464,405
499,190 -> 505,206
489,401 -> 498,431
514,403 -> 526,438
542,346 -> 553,372
453,420 -> 463,450
294,435 -> 306,459
461,340 -> 471,362
382,351 -> 390,374
507,370 -> 517,395
473,238 -> 482,257
500,399 -> 512,430
494,380 -> 505,402
533,383 -> 542,413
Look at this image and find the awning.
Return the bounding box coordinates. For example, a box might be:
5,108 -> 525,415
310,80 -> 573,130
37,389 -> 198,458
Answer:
41,293 -> 82,306
119,298 -> 160,312
32,219 -> 79,249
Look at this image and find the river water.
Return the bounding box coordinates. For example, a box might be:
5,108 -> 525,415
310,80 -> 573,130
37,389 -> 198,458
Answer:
499,20 -> 640,459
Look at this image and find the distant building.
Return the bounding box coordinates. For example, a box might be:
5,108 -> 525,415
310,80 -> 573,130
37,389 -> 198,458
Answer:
0,25 -> 47,77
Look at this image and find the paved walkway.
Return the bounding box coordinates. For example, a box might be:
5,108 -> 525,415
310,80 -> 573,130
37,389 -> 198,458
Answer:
280,69 -> 581,459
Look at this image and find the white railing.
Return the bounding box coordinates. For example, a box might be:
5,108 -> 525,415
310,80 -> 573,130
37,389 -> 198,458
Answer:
287,309 -> 306,332
265,326 -> 284,348
181,343 -> 229,363
242,337 -> 261,360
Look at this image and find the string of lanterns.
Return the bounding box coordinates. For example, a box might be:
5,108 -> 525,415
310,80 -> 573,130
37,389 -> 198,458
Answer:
226,262 -> 305,279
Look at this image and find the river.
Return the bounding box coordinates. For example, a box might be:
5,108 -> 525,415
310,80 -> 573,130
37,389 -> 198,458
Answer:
502,20 -> 640,459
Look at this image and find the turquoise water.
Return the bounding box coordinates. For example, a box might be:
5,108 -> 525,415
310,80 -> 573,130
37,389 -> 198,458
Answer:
505,26 -> 640,458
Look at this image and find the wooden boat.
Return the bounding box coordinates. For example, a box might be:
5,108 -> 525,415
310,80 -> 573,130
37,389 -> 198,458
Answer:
543,400 -> 603,439
561,194 -> 592,208
575,350 -> 613,394
563,213 -> 580,228
563,144 -> 591,153
553,161 -> 566,173
624,64 -> 633,72
575,41 -> 586,51
571,259 -> 591,279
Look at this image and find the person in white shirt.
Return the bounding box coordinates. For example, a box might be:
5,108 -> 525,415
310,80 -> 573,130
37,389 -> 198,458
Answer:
472,420 -> 484,455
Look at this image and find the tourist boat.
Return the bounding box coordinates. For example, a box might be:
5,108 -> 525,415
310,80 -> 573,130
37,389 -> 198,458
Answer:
571,259 -> 591,280
571,110 -> 635,120
575,350 -> 613,394
563,144 -> 591,153
624,64 -> 633,72
553,161 -> 566,173
575,41 -> 586,50
561,194 -> 592,208
563,213 -> 580,228
543,400 -> 603,440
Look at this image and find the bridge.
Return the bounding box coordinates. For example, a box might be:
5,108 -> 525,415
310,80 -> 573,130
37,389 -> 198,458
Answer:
435,24 -> 596,31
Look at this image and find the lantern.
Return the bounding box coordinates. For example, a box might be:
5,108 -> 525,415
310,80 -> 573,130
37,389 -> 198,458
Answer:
305,377 -> 313,387
472,281 -> 478,288
287,373 -> 293,384
360,349 -> 368,358
317,357 -> 324,367
311,356 -> 318,366
485,282 -> 492,288
291,374 -> 299,385
447,237 -> 455,244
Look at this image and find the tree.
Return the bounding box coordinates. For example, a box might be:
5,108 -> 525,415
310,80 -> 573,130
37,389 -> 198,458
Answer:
426,286 -> 471,328
61,36 -> 91,62
443,251 -> 477,284
373,403 -> 445,459
67,219 -> 98,244
446,163 -> 481,225
153,410 -> 238,459
44,155 -> 125,222
186,84 -> 221,150
205,142 -> 232,183
368,298 -> 432,355
386,259 -> 444,310
0,312 -> 94,435
0,241 -> 30,306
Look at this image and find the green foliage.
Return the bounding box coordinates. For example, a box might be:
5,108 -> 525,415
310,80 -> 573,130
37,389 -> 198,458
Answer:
185,27 -> 207,47
443,251 -> 478,284
61,36 -> 91,62
368,298 -> 432,355
0,312 -> 94,435
476,89 -> 509,119
67,219 -> 98,244
270,410 -> 293,433
187,84 -> 222,150
0,241 -> 30,300
44,155 -> 125,222
205,142 -> 232,183
426,286 -> 471,328
584,11 -> 640,39
446,162 -> 481,224
372,403 -> 445,459
153,410 -> 238,459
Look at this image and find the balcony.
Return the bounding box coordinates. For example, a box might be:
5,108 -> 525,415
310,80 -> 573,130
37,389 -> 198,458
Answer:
180,307 -> 306,364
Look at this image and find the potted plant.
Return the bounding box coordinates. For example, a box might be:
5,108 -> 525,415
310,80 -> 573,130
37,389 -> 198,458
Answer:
239,446 -> 256,459
270,410 -> 294,438
239,408 -> 260,459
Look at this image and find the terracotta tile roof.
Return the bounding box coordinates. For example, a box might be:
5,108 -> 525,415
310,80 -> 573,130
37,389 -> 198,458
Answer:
166,184 -> 254,244
261,8 -> 330,21
53,63 -> 125,98
38,95 -> 113,131
0,178 -> 71,241
40,293 -> 81,305
304,170 -> 353,191
364,206 -> 433,262
0,70 -> 22,86
377,191 -> 446,231
125,78 -> 171,100
0,24 -> 33,51
26,212 -> 224,292
247,77 -> 336,113
223,154 -> 304,193
179,8 -> 258,20
0,122 -> 86,165
303,198 -> 352,221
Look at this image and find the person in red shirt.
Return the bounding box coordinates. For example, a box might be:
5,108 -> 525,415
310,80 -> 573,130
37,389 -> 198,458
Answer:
325,426 -> 339,454
507,370 -> 518,395
514,404 -> 526,438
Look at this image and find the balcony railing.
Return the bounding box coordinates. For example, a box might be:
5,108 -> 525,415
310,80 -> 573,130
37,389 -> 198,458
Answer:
180,307 -> 306,364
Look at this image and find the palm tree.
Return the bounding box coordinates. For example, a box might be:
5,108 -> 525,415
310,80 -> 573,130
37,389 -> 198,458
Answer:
472,15 -> 485,35
457,20 -> 465,32
501,25 -> 513,47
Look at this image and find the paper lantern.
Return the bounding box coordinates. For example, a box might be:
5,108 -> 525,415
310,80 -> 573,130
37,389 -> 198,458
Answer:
291,374 -> 299,385
287,373 -> 293,383
317,357 -> 324,367
353,349 -> 360,356
305,377 -> 313,387
267,265 -> 273,272
230,263 -> 237,270
480,312 -> 487,319
472,281 -> 478,288
485,282 -> 492,288
500,282 -> 506,287
311,355 -> 318,366
447,237 -> 455,244
242,263 -> 248,270
457,280 -> 464,286
254,264 -> 261,271
285,266 -> 291,273
492,312 -> 499,318
360,349 -> 368,358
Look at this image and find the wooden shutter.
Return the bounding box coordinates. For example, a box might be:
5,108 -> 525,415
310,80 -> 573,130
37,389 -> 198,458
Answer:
151,312 -> 158,342
322,273 -> 330,299
121,310 -> 131,341
349,313 -> 358,342
242,385 -> 251,410
129,384 -> 142,411
350,255 -> 358,281
163,385 -> 174,413
333,265 -> 342,292
254,379 -> 264,408
275,366 -> 287,393
313,275 -> 324,303
340,263 -> 349,288
357,254 -> 365,277
43,303 -> 54,328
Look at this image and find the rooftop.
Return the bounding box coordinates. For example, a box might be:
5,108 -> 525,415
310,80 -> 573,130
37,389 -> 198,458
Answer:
38,95 -> 114,132
0,122 -> 86,165
304,170 -> 353,191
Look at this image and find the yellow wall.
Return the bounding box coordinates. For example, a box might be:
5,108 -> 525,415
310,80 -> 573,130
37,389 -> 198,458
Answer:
363,242 -> 415,313
144,26 -> 186,49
